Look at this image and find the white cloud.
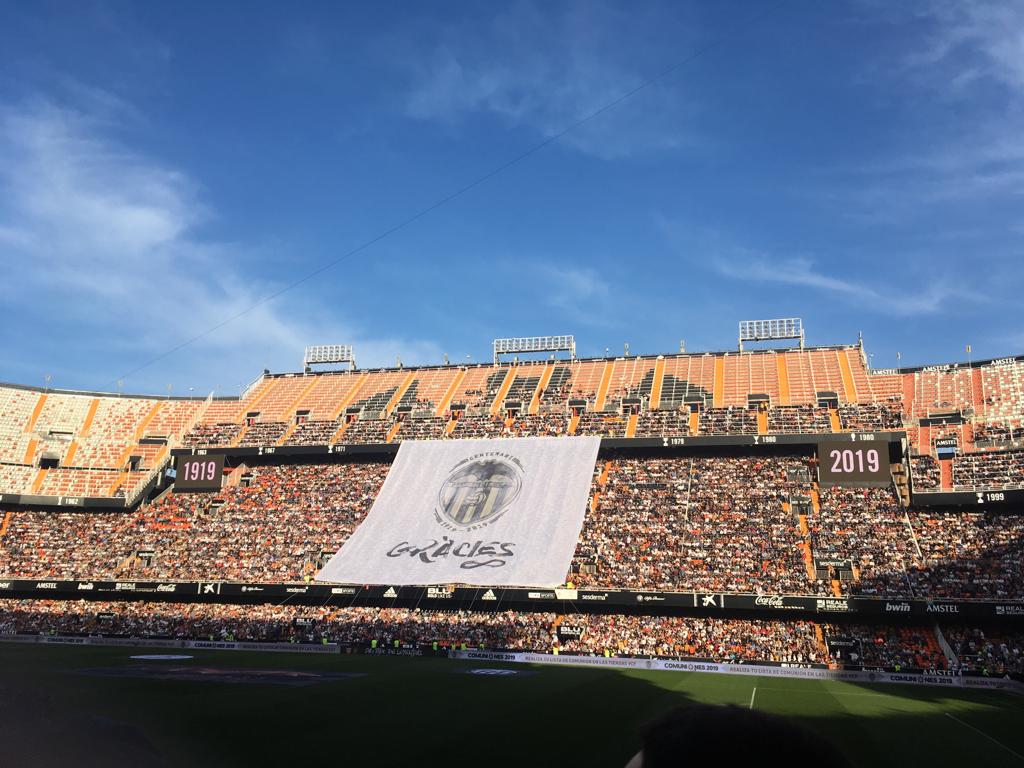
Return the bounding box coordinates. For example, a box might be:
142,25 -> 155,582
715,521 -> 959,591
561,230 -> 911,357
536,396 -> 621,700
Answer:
901,1 -> 1024,95
0,98 -> 441,394
847,1 -> 1024,203
531,262 -> 616,327
710,251 -> 975,317
399,1 -> 699,159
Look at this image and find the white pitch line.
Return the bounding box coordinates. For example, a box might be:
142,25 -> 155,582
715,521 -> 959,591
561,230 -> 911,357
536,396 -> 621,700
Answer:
752,687 -> 935,700
945,712 -> 1024,762
749,687 -> 757,710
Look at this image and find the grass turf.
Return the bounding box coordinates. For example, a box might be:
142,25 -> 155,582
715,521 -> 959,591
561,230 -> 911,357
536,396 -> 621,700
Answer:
1,643 -> 1022,768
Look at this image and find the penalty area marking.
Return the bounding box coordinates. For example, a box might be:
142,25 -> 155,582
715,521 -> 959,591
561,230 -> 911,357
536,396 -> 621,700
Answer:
945,712 -> 1024,762
749,687 -> 757,710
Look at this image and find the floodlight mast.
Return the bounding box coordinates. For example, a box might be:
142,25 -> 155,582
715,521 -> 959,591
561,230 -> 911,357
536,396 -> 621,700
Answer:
303,344 -> 355,371
737,319 -> 805,352
492,335 -> 576,364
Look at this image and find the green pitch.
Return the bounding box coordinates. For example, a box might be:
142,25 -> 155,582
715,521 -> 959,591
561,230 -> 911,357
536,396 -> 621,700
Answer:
1,644 -> 1022,768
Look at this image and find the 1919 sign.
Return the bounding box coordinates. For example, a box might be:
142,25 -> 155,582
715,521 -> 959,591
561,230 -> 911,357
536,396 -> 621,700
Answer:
174,454 -> 225,491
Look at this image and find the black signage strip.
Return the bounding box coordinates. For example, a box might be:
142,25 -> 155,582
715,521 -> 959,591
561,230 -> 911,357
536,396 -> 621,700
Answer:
0,494 -> 126,509
868,354 -> 1024,376
1,580 -> 1021,621
912,489 -> 1024,507
168,432 -> 907,458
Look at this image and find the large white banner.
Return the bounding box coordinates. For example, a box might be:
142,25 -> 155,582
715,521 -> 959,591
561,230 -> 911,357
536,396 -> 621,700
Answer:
316,437 -> 600,587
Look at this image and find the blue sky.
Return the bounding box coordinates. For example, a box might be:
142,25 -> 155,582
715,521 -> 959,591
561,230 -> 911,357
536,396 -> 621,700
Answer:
1,1 -> 1022,396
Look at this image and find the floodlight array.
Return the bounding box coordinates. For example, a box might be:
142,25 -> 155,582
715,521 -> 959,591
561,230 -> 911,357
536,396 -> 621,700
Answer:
739,318 -> 803,342
493,335 -> 575,363
304,345 -> 354,366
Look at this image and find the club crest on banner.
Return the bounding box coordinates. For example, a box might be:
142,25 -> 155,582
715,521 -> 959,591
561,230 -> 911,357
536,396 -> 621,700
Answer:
436,454 -> 523,529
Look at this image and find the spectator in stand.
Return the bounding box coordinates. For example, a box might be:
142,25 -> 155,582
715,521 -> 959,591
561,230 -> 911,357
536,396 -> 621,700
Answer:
838,401 -> 903,431
911,454 -> 941,490
952,450 -> 1024,490
946,626 -> 1024,676
3,457 -> 1024,601
0,600 -> 823,664
572,456 -> 816,595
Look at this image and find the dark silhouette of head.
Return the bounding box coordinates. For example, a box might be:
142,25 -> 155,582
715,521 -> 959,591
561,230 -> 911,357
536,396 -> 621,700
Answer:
628,704 -> 850,768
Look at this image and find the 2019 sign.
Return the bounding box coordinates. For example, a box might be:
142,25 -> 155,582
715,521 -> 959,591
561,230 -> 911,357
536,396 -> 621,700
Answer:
818,441 -> 891,486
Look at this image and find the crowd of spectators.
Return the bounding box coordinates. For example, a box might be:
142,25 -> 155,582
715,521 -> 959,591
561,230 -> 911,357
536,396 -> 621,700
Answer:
450,414 -> 508,439
905,510 -> 1024,600
0,462 -> 388,582
397,416 -> 449,440
973,421 -> 1024,447
285,419 -> 340,445
575,412 -> 626,436
812,487 -> 917,597
0,600 -> 823,663
952,450 -> 1024,490
506,414 -> 567,437
947,626 -> 1024,675
911,454 -> 941,490
572,456 -> 815,594
338,419 -> 392,444
824,624 -> 947,671
181,422 -> 242,447
556,615 -> 823,663
768,406 -> 832,434
3,456 -> 1024,601
635,410 -> 691,437
177,403 -> 943,448
238,421 -> 288,447
699,408 -> 758,435
8,598 -> 1022,676
838,401 -> 903,431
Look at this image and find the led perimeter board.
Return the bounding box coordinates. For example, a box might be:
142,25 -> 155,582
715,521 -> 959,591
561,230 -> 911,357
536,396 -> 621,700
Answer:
817,441 -> 891,487
174,454 -> 225,492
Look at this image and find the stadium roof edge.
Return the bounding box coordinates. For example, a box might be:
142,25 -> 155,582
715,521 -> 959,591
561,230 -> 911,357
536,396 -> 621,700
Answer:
0,380 -> 232,402
265,342 -> 867,378
866,353 -> 1024,375
4,345 -> 1022,400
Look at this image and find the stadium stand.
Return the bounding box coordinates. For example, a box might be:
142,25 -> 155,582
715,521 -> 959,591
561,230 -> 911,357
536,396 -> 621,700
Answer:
952,450 -> 1024,490
572,456 -> 814,594
0,600 -> 822,664
699,407 -> 758,435
767,406 -> 833,434
2,342 -> 1023,677
2,454 -> 1023,601
906,509 -> 1024,599
947,626 -> 1024,675
575,411 -> 627,437
0,462 -> 388,582
911,454 -> 941,490
811,487 -> 915,597
283,418 -> 341,445
5,345 -> 1022,499
824,624 -> 948,671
